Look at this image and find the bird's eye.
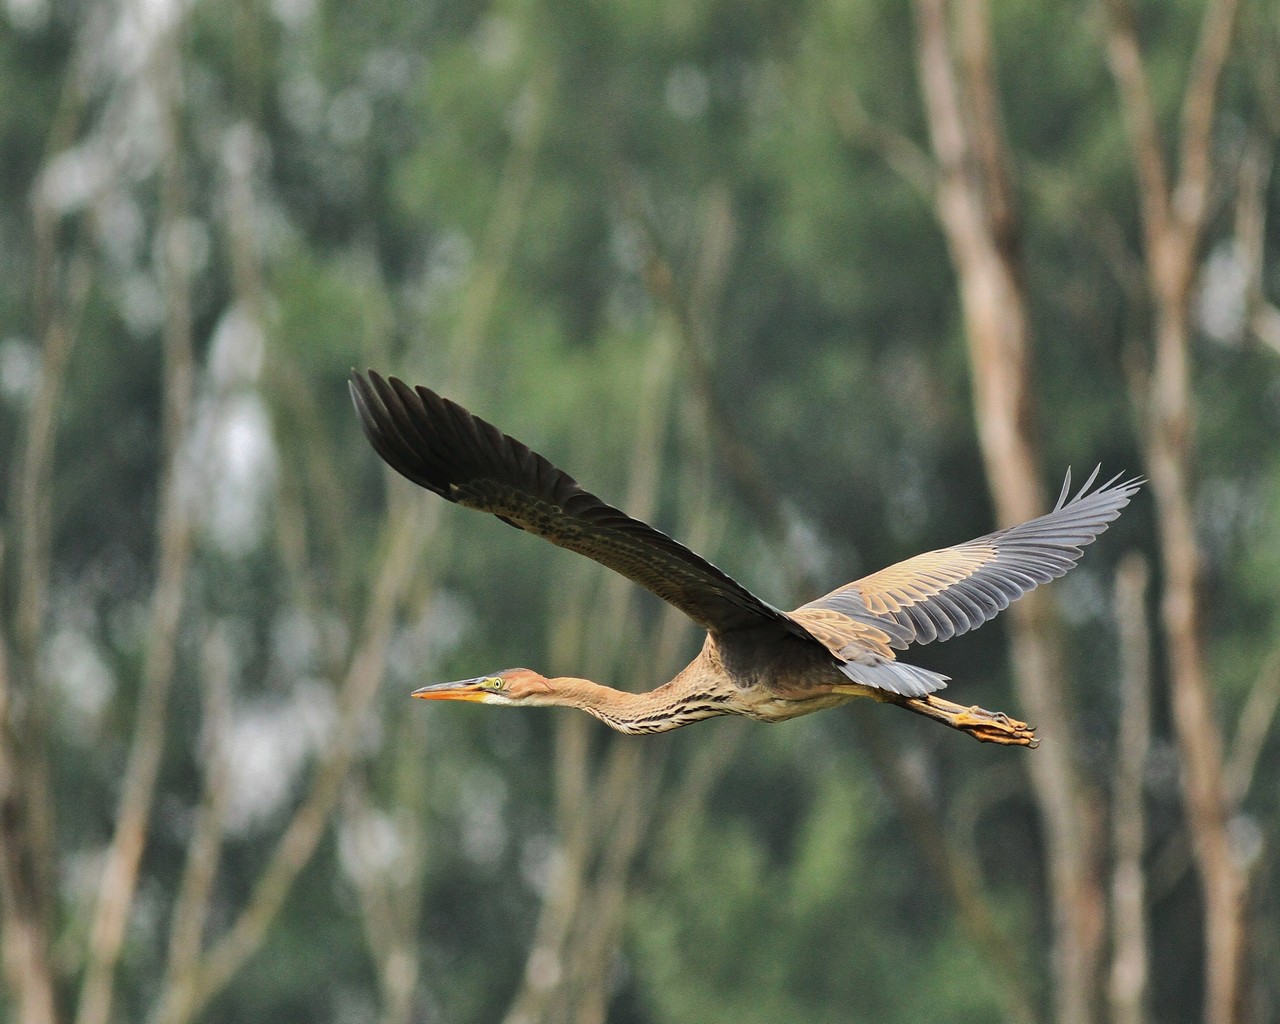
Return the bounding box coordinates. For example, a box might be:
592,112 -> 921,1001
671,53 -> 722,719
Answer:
486,676 -> 505,690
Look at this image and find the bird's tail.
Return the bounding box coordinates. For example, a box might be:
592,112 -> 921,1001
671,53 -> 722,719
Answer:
835,655 -> 949,698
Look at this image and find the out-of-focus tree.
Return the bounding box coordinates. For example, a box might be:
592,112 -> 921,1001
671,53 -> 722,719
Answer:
1,1 -> 1278,1023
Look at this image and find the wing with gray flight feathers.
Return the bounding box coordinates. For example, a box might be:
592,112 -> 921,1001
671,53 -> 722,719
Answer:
797,468 -> 1143,653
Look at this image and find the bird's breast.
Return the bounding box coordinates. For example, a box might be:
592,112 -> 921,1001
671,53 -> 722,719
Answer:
694,632 -> 858,722
736,689 -> 857,723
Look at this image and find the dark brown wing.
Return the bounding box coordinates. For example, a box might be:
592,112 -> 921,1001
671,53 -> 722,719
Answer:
350,371 -> 796,635
796,468 -> 1143,652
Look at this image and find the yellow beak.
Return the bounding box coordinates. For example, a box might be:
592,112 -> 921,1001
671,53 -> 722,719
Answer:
411,677 -> 489,702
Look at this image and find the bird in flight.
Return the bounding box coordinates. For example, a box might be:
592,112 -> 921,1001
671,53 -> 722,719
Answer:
350,370 -> 1140,747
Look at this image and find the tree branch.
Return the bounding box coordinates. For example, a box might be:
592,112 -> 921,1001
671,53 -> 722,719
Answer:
179,494 -> 425,1019
448,64 -> 553,381
1224,651 -> 1280,806
151,628 -> 235,1024
829,86 -> 937,200
868,724 -> 1038,1024
0,17 -> 105,1024
341,767 -> 429,1024
1100,0 -> 1172,262
0,555 -> 60,1024
74,33 -> 197,1024
1176,0 -> 1242,233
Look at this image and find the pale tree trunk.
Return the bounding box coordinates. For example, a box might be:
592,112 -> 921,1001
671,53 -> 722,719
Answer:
0,643 -> 61,1024
0,315 -> 73,1024
1100,2 -> 1248,1021
75,29 -> 197,1024
912,4 -> 1105,1024
1110,556 -> 1152,1024
0,31 -> 95,1024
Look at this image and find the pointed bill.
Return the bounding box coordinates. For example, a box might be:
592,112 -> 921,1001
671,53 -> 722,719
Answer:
411,677 -> 490,702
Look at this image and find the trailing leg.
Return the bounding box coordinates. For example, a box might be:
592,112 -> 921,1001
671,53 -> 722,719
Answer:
890,692 -> 1039,747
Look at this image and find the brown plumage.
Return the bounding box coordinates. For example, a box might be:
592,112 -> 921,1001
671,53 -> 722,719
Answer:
351,370 -> 1142,746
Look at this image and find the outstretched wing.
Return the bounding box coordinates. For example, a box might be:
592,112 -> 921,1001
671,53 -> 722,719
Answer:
795,468 -> 1143,652
350,370 -> 795,635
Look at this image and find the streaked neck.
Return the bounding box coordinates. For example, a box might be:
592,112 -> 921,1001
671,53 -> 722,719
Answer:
553,676 -> 731,735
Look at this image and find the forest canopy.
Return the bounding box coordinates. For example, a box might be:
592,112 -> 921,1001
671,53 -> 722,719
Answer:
1,1 -> 1278,1023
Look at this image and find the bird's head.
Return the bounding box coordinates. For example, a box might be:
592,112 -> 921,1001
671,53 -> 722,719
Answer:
411,667 -> 556,707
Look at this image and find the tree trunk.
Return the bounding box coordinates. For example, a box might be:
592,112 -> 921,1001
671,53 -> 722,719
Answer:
1101,1 -> 1248,1018
913,4 -> 1106,1022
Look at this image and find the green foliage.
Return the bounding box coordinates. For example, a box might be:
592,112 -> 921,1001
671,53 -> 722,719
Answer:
273,248 -> 394,371
633,759 -> 1016,1024
0,0 -> 1276,1021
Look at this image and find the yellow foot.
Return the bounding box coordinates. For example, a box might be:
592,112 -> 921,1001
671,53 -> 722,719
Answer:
899,694 -> 1039,748
950,705 -> 1039,747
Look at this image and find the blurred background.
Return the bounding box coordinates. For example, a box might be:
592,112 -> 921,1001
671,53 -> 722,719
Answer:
1,0 -> 1278,1022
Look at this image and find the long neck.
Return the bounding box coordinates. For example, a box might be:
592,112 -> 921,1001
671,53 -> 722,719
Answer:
551,673 -> 733,735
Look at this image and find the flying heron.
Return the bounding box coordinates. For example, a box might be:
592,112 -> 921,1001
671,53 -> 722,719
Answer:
350,370 -> 1141,747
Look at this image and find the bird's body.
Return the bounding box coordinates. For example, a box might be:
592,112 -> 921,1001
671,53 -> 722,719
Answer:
561,634 -> 860,734
351,370 -> 1141,746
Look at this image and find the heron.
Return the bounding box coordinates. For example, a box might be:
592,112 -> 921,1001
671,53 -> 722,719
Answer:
350,370 -> 1141,747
